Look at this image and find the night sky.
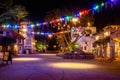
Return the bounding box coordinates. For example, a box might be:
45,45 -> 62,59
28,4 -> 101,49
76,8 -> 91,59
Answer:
12,0 -> 120,29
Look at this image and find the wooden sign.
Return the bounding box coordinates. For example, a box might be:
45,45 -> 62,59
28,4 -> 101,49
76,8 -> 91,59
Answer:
3,52 -> 9,61
2,52 -> 12,64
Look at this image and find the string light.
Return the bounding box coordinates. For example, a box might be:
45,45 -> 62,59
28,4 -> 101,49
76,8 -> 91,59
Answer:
0,0 -> 119,36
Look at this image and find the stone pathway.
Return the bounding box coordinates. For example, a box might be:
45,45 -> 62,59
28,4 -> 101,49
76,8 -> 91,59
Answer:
0,54 -> 120,80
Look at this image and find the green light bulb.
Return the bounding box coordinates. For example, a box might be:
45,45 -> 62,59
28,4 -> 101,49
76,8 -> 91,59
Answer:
101,3 -> 105,7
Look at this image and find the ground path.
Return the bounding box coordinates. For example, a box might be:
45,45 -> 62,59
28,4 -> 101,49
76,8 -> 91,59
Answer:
0,53 -> 120,80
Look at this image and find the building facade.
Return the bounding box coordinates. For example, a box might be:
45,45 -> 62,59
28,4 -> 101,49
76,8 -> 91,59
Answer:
71,26 -> 96,53
19,21 -> 36,54
94,25 -> 120,59
0,27 -> 25,55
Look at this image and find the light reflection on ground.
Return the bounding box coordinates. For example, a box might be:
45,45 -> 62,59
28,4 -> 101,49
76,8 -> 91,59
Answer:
38,54 -> 56,56
13,58 -> 41,61
48,62 -> 98,69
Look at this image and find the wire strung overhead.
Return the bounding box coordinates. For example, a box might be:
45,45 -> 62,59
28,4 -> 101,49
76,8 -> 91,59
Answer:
0,0 -> 119,36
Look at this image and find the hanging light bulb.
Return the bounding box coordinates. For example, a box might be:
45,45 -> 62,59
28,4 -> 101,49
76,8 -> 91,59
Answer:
48,34 -> 52,38
101,2 -> 105,7
23,28 -> 27,32
72,17 -> 79,23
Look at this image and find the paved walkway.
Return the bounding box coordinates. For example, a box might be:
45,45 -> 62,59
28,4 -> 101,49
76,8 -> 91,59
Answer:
0,54 -> 120,80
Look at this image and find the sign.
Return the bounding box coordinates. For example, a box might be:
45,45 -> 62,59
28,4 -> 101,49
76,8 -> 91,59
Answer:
2,51 -> 12,64
3,52 -> 9,61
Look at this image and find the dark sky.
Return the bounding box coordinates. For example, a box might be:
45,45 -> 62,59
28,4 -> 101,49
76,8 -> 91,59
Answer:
13,0 -> 120,29
13,0 -> 99,20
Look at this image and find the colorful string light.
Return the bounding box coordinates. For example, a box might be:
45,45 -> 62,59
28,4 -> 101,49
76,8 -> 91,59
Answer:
0,0 -> 119,36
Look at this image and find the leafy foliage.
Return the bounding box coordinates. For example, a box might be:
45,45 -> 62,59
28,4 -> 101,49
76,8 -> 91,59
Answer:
80,14 -> 95,27
44,8 -> 73,21
0,0 -> 13,10
8,5 -> 29,22
0,0 -> 29,24
44,8 -> 95,51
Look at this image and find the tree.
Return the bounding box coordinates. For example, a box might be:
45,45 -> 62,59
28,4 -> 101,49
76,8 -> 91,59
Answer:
2,36 -> 16,52
80,14 -> 94,27
0,0 -> 13,23
2,36 -> 16,45
44,8 -> 74,21
34,34 -> 48,51
0,0 -> 13,10
0,0 -> 29,24
8,5 -> 29,22
44,8 -> 95,51
0,1 -> 29,34
1,5 -> 29,23
44,8 -> 74,51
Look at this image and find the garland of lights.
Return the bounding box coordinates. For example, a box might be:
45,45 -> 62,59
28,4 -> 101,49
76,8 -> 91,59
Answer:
30,30 -> 71,35
0,0 -> 119,36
